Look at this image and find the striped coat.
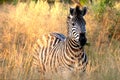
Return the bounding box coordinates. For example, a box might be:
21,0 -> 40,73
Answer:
32,5 -> 88,80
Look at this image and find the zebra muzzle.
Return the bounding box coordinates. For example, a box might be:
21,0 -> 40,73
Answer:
79,33 -> 87,46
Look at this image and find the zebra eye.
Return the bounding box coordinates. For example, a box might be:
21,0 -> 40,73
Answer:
72,23 -> 75,26
67,16 -> 70,19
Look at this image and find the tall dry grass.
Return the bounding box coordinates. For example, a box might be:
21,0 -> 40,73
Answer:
0,1 -> 120,80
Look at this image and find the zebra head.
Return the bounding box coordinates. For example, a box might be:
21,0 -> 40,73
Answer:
67,5 -> 87,47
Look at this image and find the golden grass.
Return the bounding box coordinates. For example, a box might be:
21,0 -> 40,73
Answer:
0,1 -> 120,80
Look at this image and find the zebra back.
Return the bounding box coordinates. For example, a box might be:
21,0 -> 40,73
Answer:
32,33 -> 66,72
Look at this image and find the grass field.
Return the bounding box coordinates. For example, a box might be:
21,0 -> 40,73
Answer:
0,1 -> 120,80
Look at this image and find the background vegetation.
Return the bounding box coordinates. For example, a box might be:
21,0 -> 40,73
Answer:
0,0 -> 120,80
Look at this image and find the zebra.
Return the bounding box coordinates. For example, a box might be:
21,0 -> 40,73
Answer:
32,5 -> 88,80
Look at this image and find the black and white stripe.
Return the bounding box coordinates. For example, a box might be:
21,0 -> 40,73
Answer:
32,5 -> 88,79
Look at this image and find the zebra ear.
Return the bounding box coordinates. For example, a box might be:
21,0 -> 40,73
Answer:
82,7 -> 87,16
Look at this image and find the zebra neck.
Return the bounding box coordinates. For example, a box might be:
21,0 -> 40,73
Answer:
66,37 -> 83,55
